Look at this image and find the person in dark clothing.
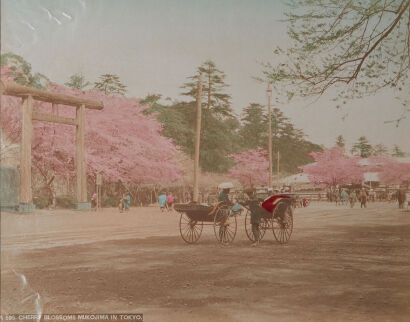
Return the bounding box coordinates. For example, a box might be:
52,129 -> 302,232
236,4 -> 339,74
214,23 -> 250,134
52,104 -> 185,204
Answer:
398,188 -> 407,209
218,188 -> 230,202
360,188 -> 368,208
244,188 -> 261,246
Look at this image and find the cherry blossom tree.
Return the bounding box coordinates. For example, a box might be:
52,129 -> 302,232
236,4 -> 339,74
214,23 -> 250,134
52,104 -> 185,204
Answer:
228,149 -> 269,187
367,157 -> 410,185
301,147 -> 364,186
1,66 -> 184,188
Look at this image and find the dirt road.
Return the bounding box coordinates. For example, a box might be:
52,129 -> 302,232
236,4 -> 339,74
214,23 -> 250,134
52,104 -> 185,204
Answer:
1,203 -> 410,321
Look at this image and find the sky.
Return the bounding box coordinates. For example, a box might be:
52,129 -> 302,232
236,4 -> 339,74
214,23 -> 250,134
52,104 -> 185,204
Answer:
1,0 -> 409,152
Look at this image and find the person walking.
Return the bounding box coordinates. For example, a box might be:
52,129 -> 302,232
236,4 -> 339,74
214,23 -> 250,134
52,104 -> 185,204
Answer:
158,191 -> 167,212
360,188 -> 368,208
398,187 -> 407,209
124,192 -> 131,211
166,192 -> 174,211
341,189 -> 348,206
335,189 -> 341,206
91,193 -> 97,210
118,193 -> 125,213
349,190 -> 357,208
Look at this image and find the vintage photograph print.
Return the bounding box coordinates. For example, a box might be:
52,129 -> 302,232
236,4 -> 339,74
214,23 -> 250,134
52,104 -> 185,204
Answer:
1,0 -> 409,321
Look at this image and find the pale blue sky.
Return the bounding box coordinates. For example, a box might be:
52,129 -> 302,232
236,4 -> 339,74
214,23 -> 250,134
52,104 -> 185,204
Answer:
1,0 -> 409,152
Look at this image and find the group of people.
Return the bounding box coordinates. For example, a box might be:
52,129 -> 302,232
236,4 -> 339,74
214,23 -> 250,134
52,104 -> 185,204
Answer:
327,187 -> 407,209
332,188 -> 371,208
157,191 -> 175,212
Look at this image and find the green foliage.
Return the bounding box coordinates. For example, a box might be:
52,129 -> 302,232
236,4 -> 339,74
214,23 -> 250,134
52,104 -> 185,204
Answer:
147,83 -> 322,174
240,103 -> 266,148
240,104 -> 322,174
140,94 -> 162,106
143,94 -> 241,173
263,0 -> 410,102
55,195 -> 76,209
65,73 -> 91,90
351,136 -> 373,158
181,60 -> 233,117
1,52 -> 49,89
33,196 -> 48,209
265,108 -> 322,174
94,74 -> 127,96
372,143 -> 389,156
392,144 -> 405,157
336,135 -> 345,148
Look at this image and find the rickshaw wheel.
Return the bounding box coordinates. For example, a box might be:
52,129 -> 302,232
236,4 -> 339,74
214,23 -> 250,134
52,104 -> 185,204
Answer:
213,205 -> 237,245
244,209 -> 267,242
272,202 -> 293,244
179,212 -> 203,244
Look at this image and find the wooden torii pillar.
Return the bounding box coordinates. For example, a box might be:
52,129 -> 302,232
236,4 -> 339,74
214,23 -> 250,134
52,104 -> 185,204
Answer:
1,81 -> 104,212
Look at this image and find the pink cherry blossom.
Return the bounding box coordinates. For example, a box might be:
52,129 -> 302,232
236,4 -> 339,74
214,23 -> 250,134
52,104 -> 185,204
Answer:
227,149 -> 269,187
1,67 -> 184,183
301,147 -> 364,186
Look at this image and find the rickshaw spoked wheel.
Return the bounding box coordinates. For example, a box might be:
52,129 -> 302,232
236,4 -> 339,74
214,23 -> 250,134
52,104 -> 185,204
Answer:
272,202 -> 293,244
179,212 -> 203,244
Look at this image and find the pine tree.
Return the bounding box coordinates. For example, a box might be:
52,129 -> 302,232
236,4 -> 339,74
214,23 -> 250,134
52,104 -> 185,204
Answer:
65,73 -> 91,90
94,74 -> 127,96
240,103 -> 266,148
336,135 -> 345,148
392,145 -> 405,157
373,144 -> 389,157
351,136 -> 373,158
181,60 -> 232,117
265,108 -> 321,174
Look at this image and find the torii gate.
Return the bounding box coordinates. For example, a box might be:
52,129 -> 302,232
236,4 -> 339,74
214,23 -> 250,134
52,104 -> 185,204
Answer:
0,80 -> 104,211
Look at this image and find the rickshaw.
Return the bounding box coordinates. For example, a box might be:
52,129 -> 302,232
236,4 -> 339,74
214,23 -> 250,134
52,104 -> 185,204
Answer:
174,202 -> 238,244
175,182 -> 239,245
243,194 -> 295,244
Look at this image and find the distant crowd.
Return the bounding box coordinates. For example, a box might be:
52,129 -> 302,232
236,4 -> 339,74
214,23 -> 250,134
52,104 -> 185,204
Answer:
100,185 -> 408,212
326,187 -> 408,209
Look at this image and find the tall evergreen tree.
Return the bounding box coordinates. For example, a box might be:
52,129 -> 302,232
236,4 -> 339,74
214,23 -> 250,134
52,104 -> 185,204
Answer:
392,145 -> 405,157
373,144 -> 389,157
181,60 -> 233,117
336,135 -> 345,148
264,108 -> 321,174
65,73 -> 91,90
240,103 -> 266,148
142,96 -> 241,173
351,136 -> 373,158
94,74 -> 127,96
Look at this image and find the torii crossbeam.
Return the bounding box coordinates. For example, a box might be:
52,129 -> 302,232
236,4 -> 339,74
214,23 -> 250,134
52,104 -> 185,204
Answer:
1,80 -> 104,212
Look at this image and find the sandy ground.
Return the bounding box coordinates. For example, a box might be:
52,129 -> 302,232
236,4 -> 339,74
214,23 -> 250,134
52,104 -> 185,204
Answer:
1,202 -> 410,322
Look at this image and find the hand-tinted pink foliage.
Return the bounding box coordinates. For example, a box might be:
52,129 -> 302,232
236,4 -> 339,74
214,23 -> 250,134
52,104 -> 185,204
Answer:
1,68 -> 183,183
228,149 -> 269,187
301,147 -> 364,186
367,157 -> 410,185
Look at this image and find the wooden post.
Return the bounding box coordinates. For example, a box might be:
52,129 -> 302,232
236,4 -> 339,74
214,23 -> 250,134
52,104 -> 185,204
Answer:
20,95 -> 34,205
193,73 -> 202,203
267,84 -> 273,188
76,104 -> 87,204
